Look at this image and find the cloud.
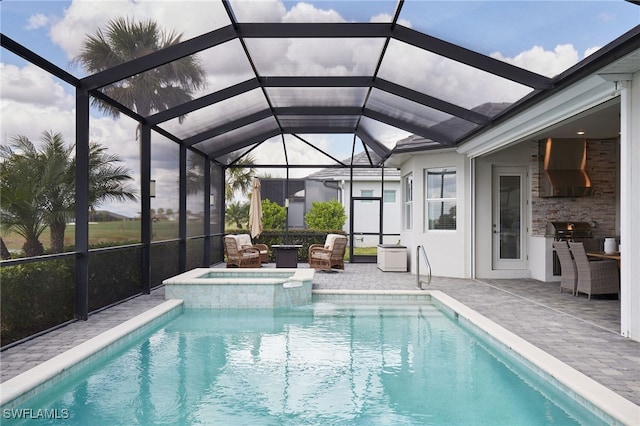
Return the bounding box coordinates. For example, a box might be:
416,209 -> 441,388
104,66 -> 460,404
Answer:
26,13 -> 50,30
584,46 -> 602,58
0,62 -> 77,146
597,12 -> 616,23
284,2 -> 344,23
0,63 -> 75,110
229,0 -> 287,23
490,44 -> 580,78
370,13 -> 411,28
0,100 -> 74,144
49,0 -> 230,62
378,39 -> 531,110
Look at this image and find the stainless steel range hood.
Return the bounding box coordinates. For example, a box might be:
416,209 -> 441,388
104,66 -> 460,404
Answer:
539,138 -> 594,197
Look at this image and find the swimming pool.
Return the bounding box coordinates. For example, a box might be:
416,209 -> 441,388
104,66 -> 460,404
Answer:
0,297 -> 620,425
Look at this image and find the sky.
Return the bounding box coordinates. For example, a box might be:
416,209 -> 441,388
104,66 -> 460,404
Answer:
1,0 -> 638,217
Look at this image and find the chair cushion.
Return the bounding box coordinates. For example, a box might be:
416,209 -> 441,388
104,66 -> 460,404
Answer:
324,234 -> 342,251
236,234 -> 252,247
241,251 -> 259,259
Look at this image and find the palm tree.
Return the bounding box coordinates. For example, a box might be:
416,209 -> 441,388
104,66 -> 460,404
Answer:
225,154 -> 257,202
186,155 -> 205,195
225,201 -> 249,229
74,17 -> 206,122
74,17 -> 207,226
0,141 -> 48,256
0,131 -> 137,254
35,132 -> 76,253
0,237 -> 10,260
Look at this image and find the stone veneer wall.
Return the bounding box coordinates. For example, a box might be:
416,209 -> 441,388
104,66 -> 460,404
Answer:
530,139 -> 618,238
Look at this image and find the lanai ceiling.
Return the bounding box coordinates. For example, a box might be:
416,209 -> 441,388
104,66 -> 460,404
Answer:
3,0 -> 639,169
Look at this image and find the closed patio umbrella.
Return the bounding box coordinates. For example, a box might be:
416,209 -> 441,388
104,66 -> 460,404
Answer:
248,177 -> 263,239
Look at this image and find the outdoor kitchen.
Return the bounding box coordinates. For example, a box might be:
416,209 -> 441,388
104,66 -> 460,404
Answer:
530,137 -> 620,280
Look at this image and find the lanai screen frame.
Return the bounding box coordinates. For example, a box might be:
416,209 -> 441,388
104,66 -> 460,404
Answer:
1,1 -> 639,325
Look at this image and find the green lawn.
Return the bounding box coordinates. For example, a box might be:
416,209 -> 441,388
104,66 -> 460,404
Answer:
3,221 -> 379,259
2,220 -> 205,252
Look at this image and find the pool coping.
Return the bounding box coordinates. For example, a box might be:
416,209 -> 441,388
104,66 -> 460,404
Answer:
1,290 -> 637,425
313,289 -> 639,426
163,267 -> 314,285
163,267 -> 314,308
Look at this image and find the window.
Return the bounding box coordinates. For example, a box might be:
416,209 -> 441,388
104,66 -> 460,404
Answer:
360,189 -> 373,203
383,190 -> 396,203
425,168 -> 456,230
404,174 -> 413,230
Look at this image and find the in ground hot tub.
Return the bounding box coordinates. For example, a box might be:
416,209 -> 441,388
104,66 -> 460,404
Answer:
163,268 -> 314,308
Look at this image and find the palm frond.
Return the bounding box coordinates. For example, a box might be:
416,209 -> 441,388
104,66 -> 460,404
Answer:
74,16 -> 206,119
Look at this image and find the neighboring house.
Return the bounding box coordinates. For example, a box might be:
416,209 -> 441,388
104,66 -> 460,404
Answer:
89,210 -> 133,222
259,151 -> 401,247
306,151 -> 401,247
260,177 -> 333,229
385,52 -> 639,340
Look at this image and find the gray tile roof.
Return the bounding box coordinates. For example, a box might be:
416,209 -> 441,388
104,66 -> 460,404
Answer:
394,102 -> 511,152
306,151 -> 400,180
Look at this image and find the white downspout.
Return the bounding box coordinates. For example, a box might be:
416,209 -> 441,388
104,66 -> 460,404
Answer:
470,156 -> 476,280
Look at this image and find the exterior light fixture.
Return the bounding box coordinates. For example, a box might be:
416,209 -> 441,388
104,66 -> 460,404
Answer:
150,180 -> 156,198
576,130 -> 585,135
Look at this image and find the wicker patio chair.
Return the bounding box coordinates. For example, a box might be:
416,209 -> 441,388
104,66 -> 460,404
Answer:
224,235 -> 261,268
234,233 -> 270,263
308,234 -> 347,271
553,241 -> 577,295
569,242 -> 619,300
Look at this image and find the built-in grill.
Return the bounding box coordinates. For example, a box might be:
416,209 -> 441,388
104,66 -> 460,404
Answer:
551,221 -> 594,275
551,221 -> 593,241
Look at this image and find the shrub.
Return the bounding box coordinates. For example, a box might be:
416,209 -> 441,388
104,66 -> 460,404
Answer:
262,198 -> 286,230
305,200 -> 347,230
1,241 -> 147,347
0,259 -> 74,346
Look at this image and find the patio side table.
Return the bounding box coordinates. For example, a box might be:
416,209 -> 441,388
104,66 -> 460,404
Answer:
272,244 -> 302,268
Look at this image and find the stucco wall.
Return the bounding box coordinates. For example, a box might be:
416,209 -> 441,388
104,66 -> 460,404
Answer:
399,150 -> 470,278
341,179 -> 402,246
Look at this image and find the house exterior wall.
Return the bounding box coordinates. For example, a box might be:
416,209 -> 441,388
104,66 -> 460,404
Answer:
473,137 -> 619,280
262,176 -> 401,242
399,150 -> 471,278
392,71 -> 639,342
393,132 -> 625,282
341,178 -> 402,246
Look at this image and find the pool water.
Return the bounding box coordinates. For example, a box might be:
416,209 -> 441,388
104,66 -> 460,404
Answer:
10,304 -> 603,425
